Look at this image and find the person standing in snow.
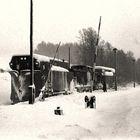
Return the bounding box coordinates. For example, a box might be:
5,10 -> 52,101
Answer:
102,76 -> 107,92
84,95 -> 89,108
103,82 -> 107,92
89,96 -> 96,109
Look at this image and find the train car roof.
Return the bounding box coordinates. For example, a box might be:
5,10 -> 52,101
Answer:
103,71 -> 114,76
51,65 -> 69,72
34,54 -> 52,62
34,54 -> 65,62
11,54 -> 66,63
70,64 -> 115,73
71,64 -> 93,69
95,66 -> 115,73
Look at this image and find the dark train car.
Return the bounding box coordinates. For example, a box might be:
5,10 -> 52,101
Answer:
70,65 -> 115,92
9,54 -> 70,103
70,65 -> 93,92
95,66 -> 115,89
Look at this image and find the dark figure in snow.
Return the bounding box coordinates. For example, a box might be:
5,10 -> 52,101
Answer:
102,76 -> 107,92
103,82 -> 107,92
54,106 -> 63,115
89,96 -> 96,109
84,95 -> 89,108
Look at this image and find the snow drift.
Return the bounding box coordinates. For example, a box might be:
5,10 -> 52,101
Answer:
0,72 -> 11,105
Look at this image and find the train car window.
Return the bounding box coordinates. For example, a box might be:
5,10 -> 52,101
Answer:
34,62 -> 40,69
34,58 -> 40,70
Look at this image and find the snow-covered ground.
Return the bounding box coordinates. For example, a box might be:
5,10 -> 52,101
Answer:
0,72 -> 140,140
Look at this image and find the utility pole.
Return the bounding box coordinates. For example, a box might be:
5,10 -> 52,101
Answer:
132,59 -> 136,88
68,47 -> 71,69
57,48 -> 59,60
40,42 -> 61,94
47,42 -> 61,82
113,48 -> 117,91
92,16 -> 102,91
29,0 -> 35,104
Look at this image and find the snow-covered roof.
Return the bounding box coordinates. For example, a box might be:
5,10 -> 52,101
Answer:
33,54 -> 65,62
51,65 -> 69,72
95,66 -> 115,73
102,71 -> 114,76
33,54 -> 51,62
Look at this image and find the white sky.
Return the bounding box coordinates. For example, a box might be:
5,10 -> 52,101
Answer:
0,0 -> 140,58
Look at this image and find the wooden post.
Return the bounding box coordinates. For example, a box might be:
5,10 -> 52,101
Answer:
92,16 -> 102,91
113,48 -> 117,91
68,47 -> 71,69
132,59 -> 136,88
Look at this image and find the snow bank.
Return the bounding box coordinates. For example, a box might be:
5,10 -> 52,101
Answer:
0,56 -> 11,70
0,72 -> 11,105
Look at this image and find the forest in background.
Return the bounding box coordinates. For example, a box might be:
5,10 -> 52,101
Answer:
34,27 -> 140,85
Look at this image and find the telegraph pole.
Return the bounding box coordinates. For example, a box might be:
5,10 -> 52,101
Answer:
92,16 -> 102,90
132,59 -> 136,88
47,42 -> 61,82
113,48 -> 117,91
29,0 -> 35,104
68,47 -> 71,69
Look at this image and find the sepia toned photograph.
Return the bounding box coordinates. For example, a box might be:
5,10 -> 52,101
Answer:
0,0 -> 140,139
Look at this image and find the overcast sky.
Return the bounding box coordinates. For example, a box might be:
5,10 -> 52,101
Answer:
0,0 -> 140,58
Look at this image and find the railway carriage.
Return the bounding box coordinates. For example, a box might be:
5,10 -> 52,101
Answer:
95,66 -> 115,89
70,65 -> 115,91
70,65 -> 93,92
9,54 -> 70,103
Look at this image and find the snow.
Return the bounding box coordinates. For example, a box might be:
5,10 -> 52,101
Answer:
0,56 -> 11,71
95,66 -> 115,73
34,54 -> 65,63
103,71 -> 114,76
0,72 -> 11,105
51,65 -> 69,72
34,54 -> 52,62
0,72 -> 140,139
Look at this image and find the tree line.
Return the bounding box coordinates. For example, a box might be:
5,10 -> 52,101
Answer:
34,27 -> 140,85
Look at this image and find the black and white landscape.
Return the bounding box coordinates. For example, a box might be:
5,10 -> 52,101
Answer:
1,0 -> 140,140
